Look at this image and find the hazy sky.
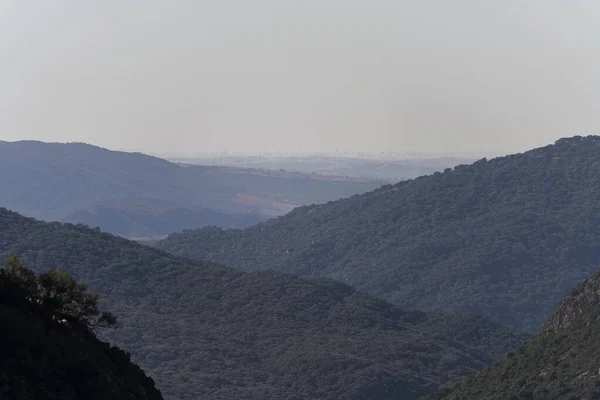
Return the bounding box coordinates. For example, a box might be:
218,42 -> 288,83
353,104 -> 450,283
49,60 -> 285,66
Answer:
1,1 -> 599,155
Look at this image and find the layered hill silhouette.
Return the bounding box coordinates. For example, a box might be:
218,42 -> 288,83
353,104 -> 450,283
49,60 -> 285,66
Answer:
64,197 -> 265,240
427,268 -> 600,400
173,154 -> 477,182
158,135 -> 600,332
0,264 -> 163,400
0,140 -> 382,237
0,208 -> 525,400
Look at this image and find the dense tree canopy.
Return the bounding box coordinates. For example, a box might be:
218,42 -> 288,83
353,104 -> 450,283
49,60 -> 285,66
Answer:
1,257 -> 117,331
159,135 -> 600,332
425,268 -> 600,400
0,207 -> 525,400
0,259 -> 162,400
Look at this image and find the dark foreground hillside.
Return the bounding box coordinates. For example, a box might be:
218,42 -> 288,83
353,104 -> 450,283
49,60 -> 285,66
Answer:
0,208 -> 525,400
159,135 -> 600,332
426,268 -> 600,400
0,265 -> 163,400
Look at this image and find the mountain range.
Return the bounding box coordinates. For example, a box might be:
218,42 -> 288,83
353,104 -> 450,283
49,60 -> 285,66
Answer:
6,135 -> 600,399
158,135 -> 600,332
0,140 -> 383,237
0,207 -> 525,400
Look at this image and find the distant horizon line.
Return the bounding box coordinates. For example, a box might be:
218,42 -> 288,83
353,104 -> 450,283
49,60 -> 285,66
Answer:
145,149 -> 504,160
0,137 -> 553,160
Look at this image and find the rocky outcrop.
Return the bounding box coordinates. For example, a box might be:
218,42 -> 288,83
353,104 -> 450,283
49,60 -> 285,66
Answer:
544,269 -> 600,334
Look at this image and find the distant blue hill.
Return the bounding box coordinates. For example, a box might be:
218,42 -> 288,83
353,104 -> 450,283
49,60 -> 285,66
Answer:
0,140 -> 383,237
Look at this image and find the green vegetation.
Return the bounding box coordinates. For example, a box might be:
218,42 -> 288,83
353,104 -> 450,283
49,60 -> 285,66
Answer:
158,135 -> 600,332
1,256 -> 117,331
425,268 -> 600,400
0,207 -> 525,400
0,259 -> 162,400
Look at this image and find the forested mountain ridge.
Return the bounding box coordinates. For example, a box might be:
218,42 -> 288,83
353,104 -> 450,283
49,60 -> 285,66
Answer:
0,140 -> 383,237
426,268 -> 600,400
0,207 -> 525,400
158,135 -> 600,332
0,261 -> 163,400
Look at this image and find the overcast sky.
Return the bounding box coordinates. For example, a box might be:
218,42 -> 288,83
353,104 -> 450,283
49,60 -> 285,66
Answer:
1,1 -> 599,155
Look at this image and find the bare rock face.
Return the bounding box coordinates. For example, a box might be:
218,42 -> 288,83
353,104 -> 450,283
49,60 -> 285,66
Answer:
545,269 -> 600,334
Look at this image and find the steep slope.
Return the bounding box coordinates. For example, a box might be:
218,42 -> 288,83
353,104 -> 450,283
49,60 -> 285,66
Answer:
0,208 -> 525,400
0,140 -> 383,236
0,268 -> 163,400
158,135 -> 600,332
426,268 -> 600,400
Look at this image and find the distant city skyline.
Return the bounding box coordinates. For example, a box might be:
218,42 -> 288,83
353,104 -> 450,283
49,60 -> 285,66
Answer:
149,148 -> 500,159
0,135 -> 573,161
105,141 -> 500,161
